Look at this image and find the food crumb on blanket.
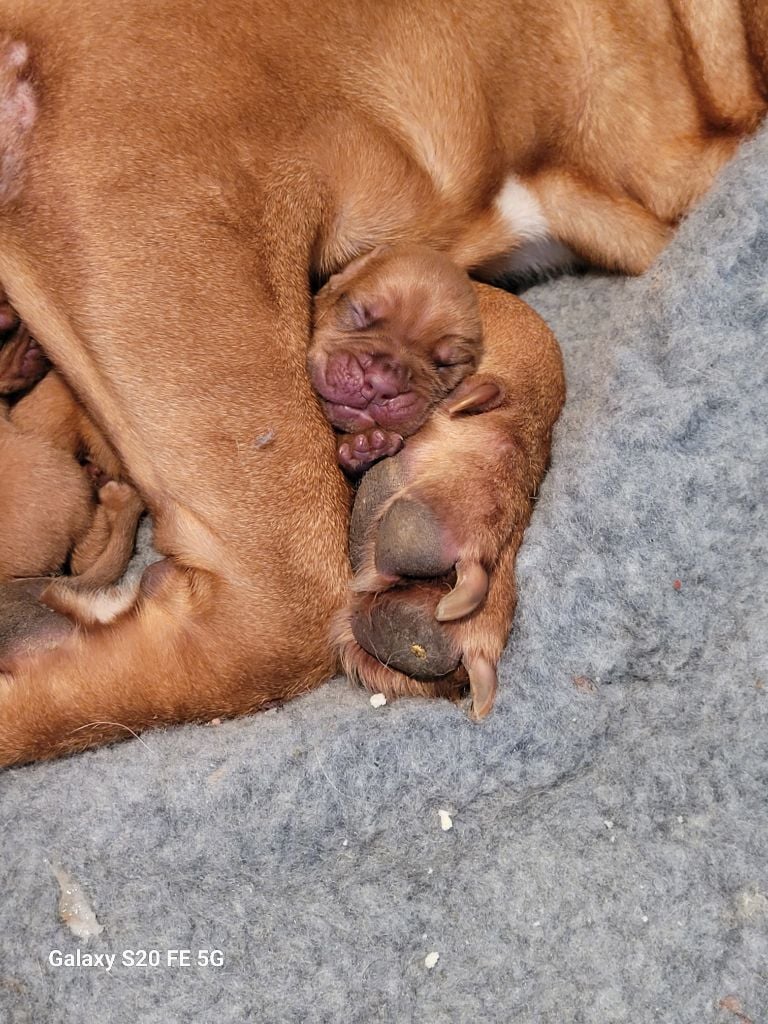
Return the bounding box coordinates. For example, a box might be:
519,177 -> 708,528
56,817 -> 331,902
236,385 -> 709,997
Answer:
52,863 -> 104,939
424,952 -> 440,970
369,693 -> 387,708
438,809 -> 453,831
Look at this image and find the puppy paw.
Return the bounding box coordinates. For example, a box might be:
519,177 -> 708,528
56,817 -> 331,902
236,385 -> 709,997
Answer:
337,427 -> 403,476
97,479 -> 140,514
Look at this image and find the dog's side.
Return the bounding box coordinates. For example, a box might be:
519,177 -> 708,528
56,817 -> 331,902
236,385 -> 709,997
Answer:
0,0 -> 764,765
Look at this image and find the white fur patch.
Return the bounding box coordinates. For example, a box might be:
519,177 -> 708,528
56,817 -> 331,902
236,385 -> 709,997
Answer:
82,584 -> 140,624
494,176 -> 575,278
494,177 -> 549,243
52,579 -> 141,625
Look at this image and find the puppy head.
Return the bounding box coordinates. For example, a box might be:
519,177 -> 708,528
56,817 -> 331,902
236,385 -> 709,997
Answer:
309,244 -> 482,436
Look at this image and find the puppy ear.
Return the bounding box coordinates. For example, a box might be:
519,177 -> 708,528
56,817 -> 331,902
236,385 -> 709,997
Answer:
322,245 -> 391,295
443,374 -> 505,416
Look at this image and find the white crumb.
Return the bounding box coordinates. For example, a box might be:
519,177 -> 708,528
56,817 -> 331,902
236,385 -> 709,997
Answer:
253,429 -> 276,448
424,951 -> 440,970
438,809 -> 453,831
677,815 -> 684,823
342,839 -> 348,847
603,820 -> 614,829
52,864 -> 104,940
641,915 -> 649,923
369,693 -> 387,708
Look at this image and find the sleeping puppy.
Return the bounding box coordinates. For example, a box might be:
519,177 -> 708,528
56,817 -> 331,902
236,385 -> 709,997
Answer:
0,293 -> 49,393
309,243 -> 561,719
309,244 -> 502,476
0,300 -> 143,590
0,395 -> 94,580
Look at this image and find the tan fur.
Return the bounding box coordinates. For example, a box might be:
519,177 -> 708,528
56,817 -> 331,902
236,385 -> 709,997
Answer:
0,367 -> 143,586
308,244 -> 485,473
0,0 -> 763,764
335,284 -> 565,714
0,400 -> 93,578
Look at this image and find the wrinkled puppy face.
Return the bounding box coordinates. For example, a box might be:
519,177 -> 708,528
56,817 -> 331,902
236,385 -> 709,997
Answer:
308,244 -> 482,437
0,296 -> 49,395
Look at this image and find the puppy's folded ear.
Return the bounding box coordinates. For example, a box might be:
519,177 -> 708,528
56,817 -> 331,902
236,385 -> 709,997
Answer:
443,373 -> 505,416
320,245 -> 392,296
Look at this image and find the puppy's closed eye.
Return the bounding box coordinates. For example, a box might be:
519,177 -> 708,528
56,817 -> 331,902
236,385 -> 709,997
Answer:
338,293 -> 380,332
432,337 -> 480,370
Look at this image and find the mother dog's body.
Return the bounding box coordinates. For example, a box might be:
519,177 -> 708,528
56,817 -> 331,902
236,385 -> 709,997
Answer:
0,0 -> 764,764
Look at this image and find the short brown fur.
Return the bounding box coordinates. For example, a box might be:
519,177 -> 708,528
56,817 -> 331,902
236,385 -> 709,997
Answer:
0,0 -> 763,764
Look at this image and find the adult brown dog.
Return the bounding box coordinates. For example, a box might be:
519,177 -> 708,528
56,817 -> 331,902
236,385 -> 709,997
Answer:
0,0 -> 764,765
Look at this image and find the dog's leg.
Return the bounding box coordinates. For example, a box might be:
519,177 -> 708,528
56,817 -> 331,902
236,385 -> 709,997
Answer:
669,0 -> 766,131
524,168 -> 673,275
68,480 -> 144,586
0,198 -> 351,767
0,275 -> 351,765
334,284 -> 565,719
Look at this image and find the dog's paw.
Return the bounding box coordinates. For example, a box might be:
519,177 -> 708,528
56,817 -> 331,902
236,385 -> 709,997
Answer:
337,427 -> 403,476
96,479 -> 140,514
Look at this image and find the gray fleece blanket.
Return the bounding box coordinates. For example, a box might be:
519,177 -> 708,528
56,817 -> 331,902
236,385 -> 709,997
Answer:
1,126 -> 767,1024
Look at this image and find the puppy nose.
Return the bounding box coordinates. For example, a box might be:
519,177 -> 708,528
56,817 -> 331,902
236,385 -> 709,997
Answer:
362,360 -> 407,401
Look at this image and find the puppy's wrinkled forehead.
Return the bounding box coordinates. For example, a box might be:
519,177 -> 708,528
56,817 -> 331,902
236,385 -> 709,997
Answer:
318,244 -> 481,347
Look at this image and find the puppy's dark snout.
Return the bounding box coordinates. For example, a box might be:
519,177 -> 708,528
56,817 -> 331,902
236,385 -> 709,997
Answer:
361,355 -> 409,402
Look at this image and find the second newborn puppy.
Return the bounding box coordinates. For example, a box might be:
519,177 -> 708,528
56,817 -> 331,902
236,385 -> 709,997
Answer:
309,245 -> 498,476
5,370 -> 144,590
0,295 -> 143,592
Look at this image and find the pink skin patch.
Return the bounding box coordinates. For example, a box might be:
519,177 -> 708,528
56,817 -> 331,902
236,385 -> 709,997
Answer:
0,36 -> 37,202
337,428 -> 404,477
311,349 -> 429,434
0,323 -> 50,394
20,337 -> 48,380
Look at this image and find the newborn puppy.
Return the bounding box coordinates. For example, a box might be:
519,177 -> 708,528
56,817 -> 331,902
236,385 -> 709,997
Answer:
309,244 -> 497,476
0,294 -> 49,394
0,301 -> 143,590
0,395 -> 94,580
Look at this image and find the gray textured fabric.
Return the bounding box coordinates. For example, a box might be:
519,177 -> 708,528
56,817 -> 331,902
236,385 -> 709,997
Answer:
2,128 -> 767,1024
